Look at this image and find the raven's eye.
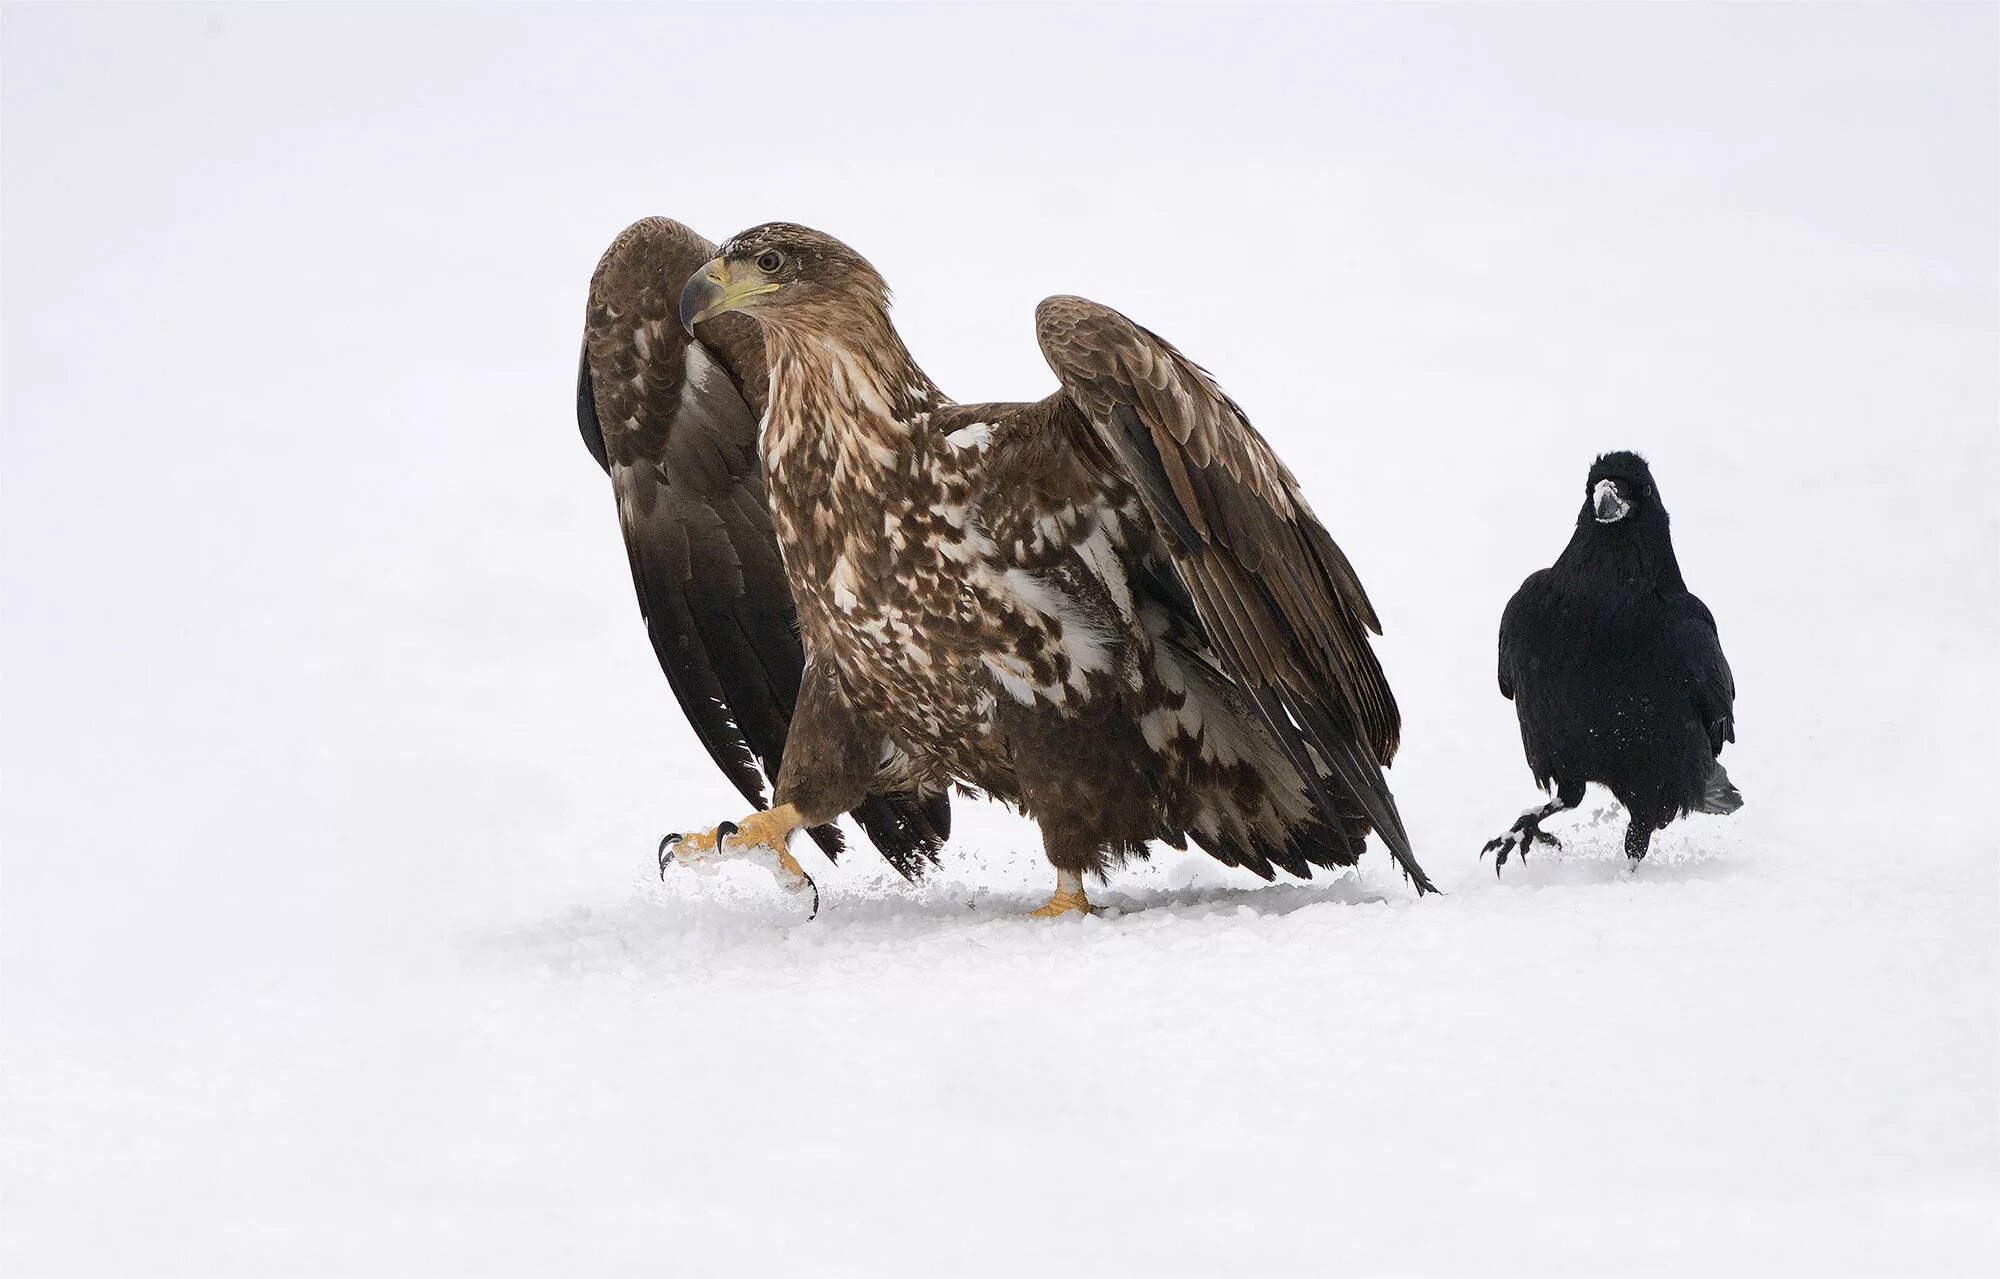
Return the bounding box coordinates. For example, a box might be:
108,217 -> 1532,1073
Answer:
755,250 -> 784,273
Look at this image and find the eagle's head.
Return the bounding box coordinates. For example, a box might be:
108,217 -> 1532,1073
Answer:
678,223 -> 890,334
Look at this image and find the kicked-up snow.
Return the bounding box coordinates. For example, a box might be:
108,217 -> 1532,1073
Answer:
3,5 -> 1994,1275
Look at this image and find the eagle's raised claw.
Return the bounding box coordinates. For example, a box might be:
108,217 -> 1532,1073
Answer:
655,827 -> 734,878
656,805 -> 819,916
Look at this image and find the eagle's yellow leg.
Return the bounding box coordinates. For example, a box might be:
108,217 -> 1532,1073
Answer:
663,803 -> 811,891
1029,869 -> 1094,918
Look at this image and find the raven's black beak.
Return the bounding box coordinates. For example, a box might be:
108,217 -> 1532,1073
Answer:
1592,478 -> 1632,523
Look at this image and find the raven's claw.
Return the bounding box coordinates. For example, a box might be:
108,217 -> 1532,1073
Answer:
1481,814 -> 1562,875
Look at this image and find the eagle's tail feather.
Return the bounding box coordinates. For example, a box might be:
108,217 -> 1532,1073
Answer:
849,790 -> 950,881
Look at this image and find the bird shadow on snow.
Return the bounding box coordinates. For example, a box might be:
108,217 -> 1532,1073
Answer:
479,810 -> 1746,977
479,851 -> 1398,978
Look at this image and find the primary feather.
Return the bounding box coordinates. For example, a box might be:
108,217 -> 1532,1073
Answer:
649,221 -> 1430,896
577,218 -> 949,877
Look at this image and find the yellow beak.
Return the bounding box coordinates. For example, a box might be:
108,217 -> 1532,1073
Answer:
678,257 -> 780,333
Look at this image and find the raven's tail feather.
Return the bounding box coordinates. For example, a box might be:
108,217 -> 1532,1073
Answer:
1699,761 -> 1743,815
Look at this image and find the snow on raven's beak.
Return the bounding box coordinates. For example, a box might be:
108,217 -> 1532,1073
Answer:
1592,478 -> 1632,523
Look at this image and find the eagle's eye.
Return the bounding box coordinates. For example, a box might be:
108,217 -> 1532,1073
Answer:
755,250 -> 784,274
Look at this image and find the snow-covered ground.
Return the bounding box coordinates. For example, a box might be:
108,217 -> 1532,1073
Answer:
4,6 -> 1995,1275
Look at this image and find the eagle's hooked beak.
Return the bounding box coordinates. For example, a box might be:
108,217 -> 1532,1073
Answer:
678,258 -> 780,333
1592,478 -> 1632,524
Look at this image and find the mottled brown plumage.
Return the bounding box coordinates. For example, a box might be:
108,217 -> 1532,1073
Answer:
583,217 -> 1431,909
577,218 -> 948,877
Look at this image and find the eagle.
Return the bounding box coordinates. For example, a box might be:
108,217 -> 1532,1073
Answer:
578,218 -> 1433,915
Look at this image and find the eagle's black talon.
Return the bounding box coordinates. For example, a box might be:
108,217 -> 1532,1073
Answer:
802,870 -> 821,920
657,834 -> 683,879
717,820 -> 738,839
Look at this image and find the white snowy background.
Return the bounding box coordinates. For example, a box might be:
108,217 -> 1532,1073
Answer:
4,5 -> 1995,1275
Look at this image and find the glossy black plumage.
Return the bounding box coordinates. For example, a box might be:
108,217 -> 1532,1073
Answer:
1487,452 -> 1740,868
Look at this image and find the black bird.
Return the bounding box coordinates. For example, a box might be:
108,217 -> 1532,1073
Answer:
1486,452 -> 1741,870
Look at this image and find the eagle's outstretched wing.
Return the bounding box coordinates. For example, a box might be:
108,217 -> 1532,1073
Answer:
1033,295 -> 1432,893
579,218 -> 947,876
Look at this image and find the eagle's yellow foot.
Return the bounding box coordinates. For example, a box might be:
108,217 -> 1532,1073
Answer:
1029,870 -> 1094,918
768,845 -> 814,894
730,805 -> 803,858
658,804 -> 815,907
662,824 -> 727,861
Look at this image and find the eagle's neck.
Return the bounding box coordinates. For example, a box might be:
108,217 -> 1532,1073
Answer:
759,307 -> 945,485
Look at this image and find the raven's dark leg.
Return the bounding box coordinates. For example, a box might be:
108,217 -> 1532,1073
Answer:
1623,818 -> 1658,865
1483,781 -> 1584,875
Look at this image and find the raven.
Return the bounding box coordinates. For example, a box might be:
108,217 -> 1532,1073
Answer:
1486,452 -> 1741,870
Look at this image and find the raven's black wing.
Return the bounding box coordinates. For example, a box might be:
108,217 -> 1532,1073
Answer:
1673,591 -> 1736,756
579,218 -> 948,876
1497,568 -> 1556,701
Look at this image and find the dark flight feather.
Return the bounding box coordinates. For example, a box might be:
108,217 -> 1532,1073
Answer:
578,218 -> 947,876
1034,296 -> 1433,893
597,219 -> 1423,900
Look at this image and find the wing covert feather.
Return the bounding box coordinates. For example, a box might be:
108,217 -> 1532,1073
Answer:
1034,295 -> 1431,892
1497,569 -> 1555,701
1674,593 -> 1736,755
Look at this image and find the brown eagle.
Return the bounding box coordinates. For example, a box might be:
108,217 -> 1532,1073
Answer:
579,218 -> 1432,915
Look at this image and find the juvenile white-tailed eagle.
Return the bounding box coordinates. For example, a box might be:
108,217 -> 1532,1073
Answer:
579,218 -> 1432,915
